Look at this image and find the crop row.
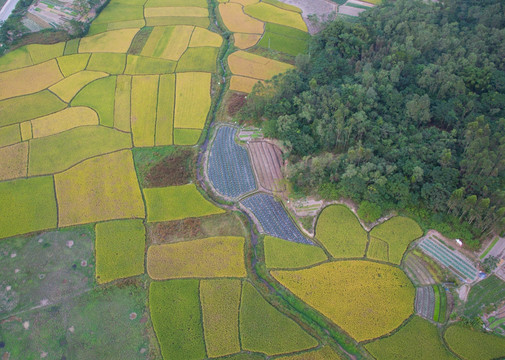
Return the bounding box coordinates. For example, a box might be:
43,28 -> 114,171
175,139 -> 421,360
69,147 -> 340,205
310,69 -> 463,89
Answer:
415,286 -> 435,320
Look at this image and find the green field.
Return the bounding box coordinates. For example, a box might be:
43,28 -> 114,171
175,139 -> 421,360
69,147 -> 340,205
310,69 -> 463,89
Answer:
95,219 -> 145,284
464,275 -> 505,317
444,323 -> 505,360
124,55 -> 177,74
366,236 -> 389,262
86,52 -> 127,74
176,47 -> 219,72
365,316 -> 456,359
131,75 -> 159,147
71,76 -> 117,127
149,280 -> 206,360
315,204 -> 368,258
57,53 -> 90,77
263,235 -> 327,269
257,23 -> 309,56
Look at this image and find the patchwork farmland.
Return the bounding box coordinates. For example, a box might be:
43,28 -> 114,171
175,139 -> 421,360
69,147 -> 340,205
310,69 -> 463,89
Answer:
1,0 -> 505,359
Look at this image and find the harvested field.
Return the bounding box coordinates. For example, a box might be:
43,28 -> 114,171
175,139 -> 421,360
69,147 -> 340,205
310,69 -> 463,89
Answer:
277,346 -> 342,360
176,46 -> 219,72
28,126 -> 132,176
227,92 -> 247,116
415,286 -> 435,320
142,25 -> 193,60
189,27 -> 223,47
79,29 -> 139,53
444,323 -> 505,360
208,126 -> 257,199
240,281 -> 318,355
174,72 -> 211,129
131,75 -> 159,147
114,75 -> 132,132
0,90 -> 67,127
0,60 -> 63,101
54,150 -> 145,227
174,128 -> 201,145
56,53 -> 90,77
263,235 -> 327,269
149,280 -> 206,360
248,140 -> 285,192
315,204 -> 368,258
124,55 -> 176,74
244,2 -> 307,31
371,216 -> 423,264
144,183 -> 225,222
71,76 -> 117,127
146,0 -> 208,7
27,42 -> 65,64
233,33 -> 261,49
0,176 -> 57,239
0,46 -> 33,72
0,124 -> 21,147
145,15 -> 210,27
144,6 -> 208,17
144,148 -> 193,187
366,236 -> 389,262
86,52 -> 127,74
0,142 -> 28,181
272,260 -> 415,341
147,236 -> 246,279
30,107 -> 98,138
365,316 -> 456,359
219,3 -> 264,34
156,74 -> 175,145
403,252 -> 436,286
95,219 -> 145,284
200,279 -> 241,357
228,50 -> 294,80
230,75 -> 262,93
49,71 -> 108,102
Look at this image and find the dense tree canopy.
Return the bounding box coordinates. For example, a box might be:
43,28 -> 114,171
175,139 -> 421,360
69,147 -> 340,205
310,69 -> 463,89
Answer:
239,0 -> 505,245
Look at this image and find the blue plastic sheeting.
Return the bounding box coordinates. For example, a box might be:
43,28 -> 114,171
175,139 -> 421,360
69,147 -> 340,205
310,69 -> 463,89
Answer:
241,193 -> 312,245
208,126 -> 257,199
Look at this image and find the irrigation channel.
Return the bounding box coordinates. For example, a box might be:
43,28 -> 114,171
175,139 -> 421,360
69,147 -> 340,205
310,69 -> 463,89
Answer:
194,4 -> 361,359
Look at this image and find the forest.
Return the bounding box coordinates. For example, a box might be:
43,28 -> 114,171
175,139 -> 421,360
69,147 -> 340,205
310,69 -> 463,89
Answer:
239,0 -> 505,246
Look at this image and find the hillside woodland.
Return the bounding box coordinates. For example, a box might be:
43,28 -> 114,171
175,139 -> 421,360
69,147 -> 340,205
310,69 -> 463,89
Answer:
239,0 -> 505,246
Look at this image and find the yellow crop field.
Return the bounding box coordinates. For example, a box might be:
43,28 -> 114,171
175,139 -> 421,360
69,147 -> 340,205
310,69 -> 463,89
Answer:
56,54 -> 91,77
54,150 -> 145,227
0,124 -> 21,147
0,142 -> 28,181
49,71 -> 109,102
142,25 -> 193,61
145,0 -> 208,7
27,42 -> 65,64
30,107 -> 99,138
244,3 -> 307,32
156,74 -> 175,145
144,6 -> 208,17
114,75 -> 132,132
230,75 -> 262,93
233,33 -> 261,49
145,15 -> 210,27
219,3 -> 264,34
277,346 -> 342,360
228,51 -> 294,80
79,28 -> 139,53
0,60 -> 63,101
131,75 -> 159,147
107,19 -> 145,31
20,121 -> 32,141
200,279 -> 241,357
147,236 -> 246,279
140,26 -> 171,56
189,27 -> 222,47
271,261 -> 415,341
0,46 -> 33,72
231,0 -> 259,6
174,72 -> 211,129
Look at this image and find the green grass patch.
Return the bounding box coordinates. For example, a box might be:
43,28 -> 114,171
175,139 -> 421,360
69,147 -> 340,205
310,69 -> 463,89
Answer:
95,219 -> 145,284
365,316 -> 457,360
0,90 -> 67,127
439,285 -> 447,323
124,55 -> 176,74
490,317 -> 505,329
240,281 -> 318,355
263,235 -> 327,269
315,204 -> 368,258
92,3 -> 144,24
156,74 -> 175,145
64,38 -> 80,55
370,216 -> 423,264
28,126 -> 132,176
131,145 -> 181,187
145,16 -> 210,27
57,53 -> 91,77
0,176 -> 57,239
127,26 -> 154,54
27,42 -> 65,64
87,23 -> 108,36
200,279 -> 241,357
444,323 -> 505,360
433,284 -> 440,322
86,53 -> 126,74
464,275 -> 505,318
176,47 -> 219,72
143,183 -> 225,222
71,76 -> 116,127
174,128 -> 201,145
149,280 -> 206,360
0,124 -> 21,147
131,75 -> 159,147
0,46 -> 33,72
257,31 -> 308,56
366,236 -> 389,262
480,236 -> 500,259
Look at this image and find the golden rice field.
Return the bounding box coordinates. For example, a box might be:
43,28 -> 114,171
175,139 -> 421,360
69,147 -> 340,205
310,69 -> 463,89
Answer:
155,74 -> 175,145
231,0 -> 259,6
142,25 -> 194,60
229,75 -> 262,93
219,3 -> 264,34
131,75 -> 159,147
79,29 -> 139,53
49,71 -> 108,102
29,107 -> 98,138
228,51 -> 294,81
27,42 -> 66,64
233,33 -> 261,49
244,2 -> 307,31
113,75 -> 132,132
20,121 -> 32,141
0,142 -> 28,181
144,6 -> 208,17
272,261 -> 415,341
56,53 -> 90,77
174,72 -> 211,129
189,26 -> 223,47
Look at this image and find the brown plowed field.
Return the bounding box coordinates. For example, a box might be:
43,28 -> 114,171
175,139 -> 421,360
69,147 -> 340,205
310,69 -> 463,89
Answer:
248,140 -> 285,192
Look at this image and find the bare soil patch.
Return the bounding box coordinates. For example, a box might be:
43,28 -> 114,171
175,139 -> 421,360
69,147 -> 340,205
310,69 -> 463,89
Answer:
145,149 -> 195,187
227,93 -> 247,116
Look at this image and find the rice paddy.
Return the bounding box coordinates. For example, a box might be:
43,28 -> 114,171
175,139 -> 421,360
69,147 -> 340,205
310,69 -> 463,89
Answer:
230,75 -> 262,93
155,74 -> 175,145
219,3 -> 264,34
124,55 -> 176,74
56,53 -> 90,77
0,46 -> 33,72
233,33 -> 261,49
174,72 -> 211,129
444,323 -> 505,360
86,52 -> 127,74
176,46 -> 219,72
244,2 -> 307,31
27,42 -> 66,64
71,76 -> 116,127
79,29 -> 139,53
264,235 -> 327,269
228,50 -> 294,81
131,75 -> 159,147
29,107 -> 98,138
0,142 -> 28,181
189,27 -> 223,47
49,71 -> 108,102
